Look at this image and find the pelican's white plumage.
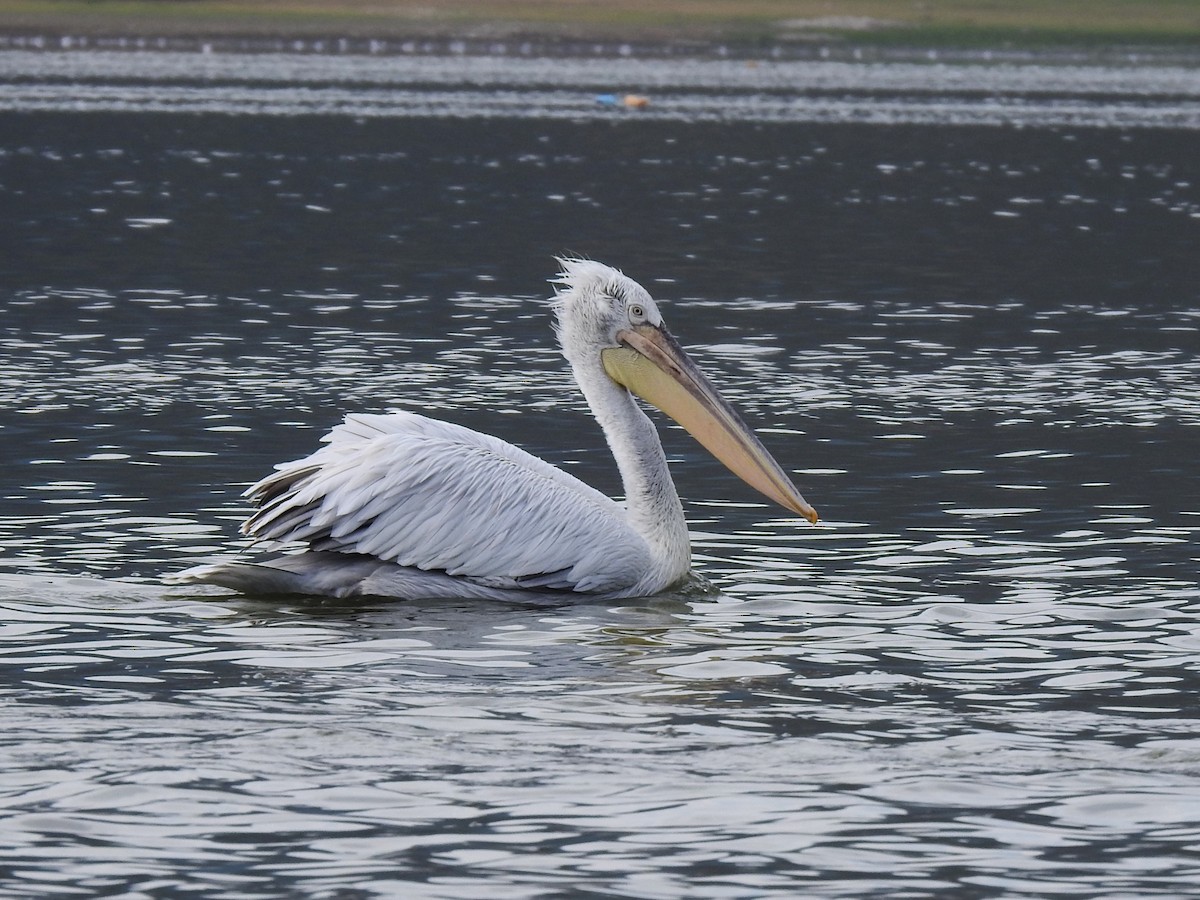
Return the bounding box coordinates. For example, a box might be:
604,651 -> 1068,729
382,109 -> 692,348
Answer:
240,410 -> 658,593
170,259 -> 816,601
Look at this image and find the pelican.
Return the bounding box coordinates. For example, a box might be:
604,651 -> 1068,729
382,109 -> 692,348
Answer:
170,259 -> 817,601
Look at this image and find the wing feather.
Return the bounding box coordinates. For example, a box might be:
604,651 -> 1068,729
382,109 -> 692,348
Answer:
242,411 -> 649,593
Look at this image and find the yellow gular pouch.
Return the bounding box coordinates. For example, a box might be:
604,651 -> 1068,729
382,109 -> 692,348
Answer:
601,324 -> 818,524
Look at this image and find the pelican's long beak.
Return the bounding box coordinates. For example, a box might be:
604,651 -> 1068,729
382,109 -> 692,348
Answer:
601,324 -> 819,524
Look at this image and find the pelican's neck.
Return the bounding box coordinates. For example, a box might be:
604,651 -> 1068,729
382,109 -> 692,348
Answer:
569,354 -> 691,579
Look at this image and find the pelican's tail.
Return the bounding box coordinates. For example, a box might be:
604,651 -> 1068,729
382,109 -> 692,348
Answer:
165,552 -> 386,597
165,552 -> 570,603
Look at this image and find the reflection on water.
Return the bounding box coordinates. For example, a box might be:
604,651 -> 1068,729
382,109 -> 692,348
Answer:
3,573 -> 1199,897
1,95 -> 1199,897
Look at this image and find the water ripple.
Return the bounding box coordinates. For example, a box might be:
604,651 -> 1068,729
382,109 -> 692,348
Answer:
2,571 -> 1198,897
2,99 -> 1198,897
3,49 -> 1200,127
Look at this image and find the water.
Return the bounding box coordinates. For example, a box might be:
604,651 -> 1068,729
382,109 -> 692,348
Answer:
1,48 -> 1199,898
3,48 -> 1200,126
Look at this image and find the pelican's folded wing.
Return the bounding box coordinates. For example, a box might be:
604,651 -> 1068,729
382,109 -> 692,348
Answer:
241,411 -> 649,593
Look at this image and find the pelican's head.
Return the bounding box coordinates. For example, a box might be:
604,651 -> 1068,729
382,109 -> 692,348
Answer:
551,257 -> 665,353
551,258 -> 818,524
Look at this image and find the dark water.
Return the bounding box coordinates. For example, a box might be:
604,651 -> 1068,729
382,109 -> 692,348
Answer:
2,61 -> 1199,897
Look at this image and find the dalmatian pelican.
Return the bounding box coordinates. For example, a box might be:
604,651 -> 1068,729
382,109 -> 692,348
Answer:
170,259 -> 817,600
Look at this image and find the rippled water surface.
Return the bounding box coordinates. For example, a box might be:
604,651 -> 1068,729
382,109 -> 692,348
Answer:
1,50 -> 1199,898
3,47 -> 1200,126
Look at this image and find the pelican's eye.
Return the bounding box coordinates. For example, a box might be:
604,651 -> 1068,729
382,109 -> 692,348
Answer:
628,303 -> 645,321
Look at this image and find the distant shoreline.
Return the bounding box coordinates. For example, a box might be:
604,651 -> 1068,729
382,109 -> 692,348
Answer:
1,0 -> 1199,65
3,31 -> 1200,69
